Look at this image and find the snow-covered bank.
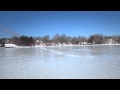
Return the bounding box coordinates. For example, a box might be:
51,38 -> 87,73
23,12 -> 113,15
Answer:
98,44 -> 120,45
5,44 -> 35,48
33,44 -> 120,47
5,44 -> 19,48
4,43 -> 120,48
34,45 -> 46,47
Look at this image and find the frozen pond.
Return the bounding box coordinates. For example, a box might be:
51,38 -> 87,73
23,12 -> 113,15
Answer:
0,45 -> 120,79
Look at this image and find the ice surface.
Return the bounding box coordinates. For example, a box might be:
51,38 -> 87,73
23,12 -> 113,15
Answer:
0,45 -> 120,79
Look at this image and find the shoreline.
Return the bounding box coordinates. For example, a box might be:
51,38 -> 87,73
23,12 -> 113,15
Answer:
2,43 -> 120,48
34,44 -> 120,47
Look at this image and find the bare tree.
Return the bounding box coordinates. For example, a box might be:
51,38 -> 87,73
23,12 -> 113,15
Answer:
71,36 -> 77,44
60,34 -> 67,44
88,34 -> 104,44
43,35 -> 50,43
52,34 -> 61,44
66,36 -> 72,44
11,36 -> 20,45
81,36 -> 87,42
77,35 -> 81,42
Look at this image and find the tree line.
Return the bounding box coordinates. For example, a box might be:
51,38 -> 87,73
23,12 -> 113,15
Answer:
0,34 -> 120,46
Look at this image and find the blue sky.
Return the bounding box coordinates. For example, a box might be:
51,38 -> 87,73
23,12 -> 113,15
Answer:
0,11 -> 120,38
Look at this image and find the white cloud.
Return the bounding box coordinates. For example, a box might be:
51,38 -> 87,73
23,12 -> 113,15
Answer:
0,24 -> 21,37
2,29 -> 21,36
